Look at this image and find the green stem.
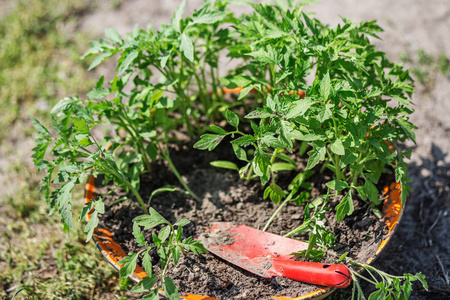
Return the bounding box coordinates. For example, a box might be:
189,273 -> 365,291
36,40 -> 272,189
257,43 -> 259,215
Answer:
161,144 -> 200,202
262,190 -> 294,232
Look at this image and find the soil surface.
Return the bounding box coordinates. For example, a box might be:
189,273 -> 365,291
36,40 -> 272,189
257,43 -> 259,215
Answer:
96,142 -> 389,299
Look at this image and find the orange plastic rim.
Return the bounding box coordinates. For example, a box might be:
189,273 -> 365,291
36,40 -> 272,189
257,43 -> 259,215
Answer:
84,174 -> 403,300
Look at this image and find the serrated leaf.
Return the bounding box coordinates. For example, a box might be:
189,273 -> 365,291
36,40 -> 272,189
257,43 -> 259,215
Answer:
105,28 -> 123,44
226,110 -> 239,128
84,210 -> 98,243
245,108 -> 272,119
316,104 -> 332,122
238,85 -> 255,100
88,51 -> 113,70
232,144 -> 248,161
133,223 -> 146,247
172,0 -> 186,32
72,117 -> 90,134
142,251 -> 153,277
180,33 -> 194,62
131,275 -> 157,293
162,277 -> 179,300
364,179 -> 379,204
30,115 -> 50,137
172,246 -> 181,265
395,117 -> 417,144
51,97 -> 78,114
286,99 -> 312,119
158,225 -> 171,243
133,208 -> 170,230
245,49 -> 277,64
210,160 -> 239,171
306,142 -> 326,170
75,134 -> 92,147
326,180 -> 349,191
118,253 -> 138,279
174,219 -> 190,227
193,134 -> 224,151
336,193 -> 354,222
118,50 -> 139,74
231,135 -> 256,147
320,73 -> 331,100
264,183 -> 285,205
330,138 -> 345,156
191,10 -> 226,24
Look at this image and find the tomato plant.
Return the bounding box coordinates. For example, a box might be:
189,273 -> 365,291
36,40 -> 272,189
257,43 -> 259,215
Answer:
32,0 -> 426,299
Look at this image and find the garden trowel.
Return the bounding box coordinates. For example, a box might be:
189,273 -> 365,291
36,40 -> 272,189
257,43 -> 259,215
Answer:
197,222 -> 351,288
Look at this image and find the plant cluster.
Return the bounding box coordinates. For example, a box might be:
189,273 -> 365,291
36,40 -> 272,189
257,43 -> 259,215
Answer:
32,0 -> 426,299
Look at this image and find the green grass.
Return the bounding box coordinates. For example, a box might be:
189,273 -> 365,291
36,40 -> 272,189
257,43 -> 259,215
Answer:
0,0 -> 137,299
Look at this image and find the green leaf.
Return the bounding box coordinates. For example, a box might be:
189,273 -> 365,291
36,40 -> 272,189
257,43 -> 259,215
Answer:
208,125 -> 226,134
286,99 -> 312,119
174,219 -> 190,227
131,275 -> 157,293
238,85 -> 256,100
231,135 -> 256,147
341,149 -> 358,166
245,108 -> 273,119
158,225 -> 171,243
336,192 -> 354,222
118,51 -> 139,74
368,289 -> 386,300
193,134 -> 225,151
118,253 -> 138,279
326,180 -> 349,191
75,134 -> 92,147
105,28 -> 123,44
245,49 -> 277,64
88,51 -> 113,70
263,183 -> 285,205
226,110 -> 239,128
51,97 -> 78,114
142,251 -> 153,277
162,277 -> 179,300
395,117 -> 417,144
132,223 -> 146,247
232,144 -> 248,161
71,117 -> 90,134
364,179 -> 380,204
316,104 -> 332,123
320,73 -> 331,100
30,115 -> 50,137
191,10 -> 226,25
180,33 -> 194,62
306,142 -> 326,170
84,210 -> 98,243
272,162 -> 296,172
172,0 -> 186,32
210,160 -> 239,171
133,208 -> 170,230
330,138 -> 345,156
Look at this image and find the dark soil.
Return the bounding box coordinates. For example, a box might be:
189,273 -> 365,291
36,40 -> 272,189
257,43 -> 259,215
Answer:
96,142 -> 389,300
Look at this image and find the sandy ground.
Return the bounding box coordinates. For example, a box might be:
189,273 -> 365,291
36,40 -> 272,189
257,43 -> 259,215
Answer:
1,0 -> 448,298
81,1 -> 450,298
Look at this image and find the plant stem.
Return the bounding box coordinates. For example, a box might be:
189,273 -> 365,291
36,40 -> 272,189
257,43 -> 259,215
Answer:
262,190 -> 294,232
161,144 -> 200,202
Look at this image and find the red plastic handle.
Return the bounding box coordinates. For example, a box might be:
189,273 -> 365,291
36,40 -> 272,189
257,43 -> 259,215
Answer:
272,260 -> 351,288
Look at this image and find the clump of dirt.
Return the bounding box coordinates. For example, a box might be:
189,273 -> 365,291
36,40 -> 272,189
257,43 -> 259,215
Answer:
96,142 -> 389,299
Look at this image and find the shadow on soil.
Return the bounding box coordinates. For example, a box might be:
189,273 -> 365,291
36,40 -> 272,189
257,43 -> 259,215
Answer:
350,143 -> 450,299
